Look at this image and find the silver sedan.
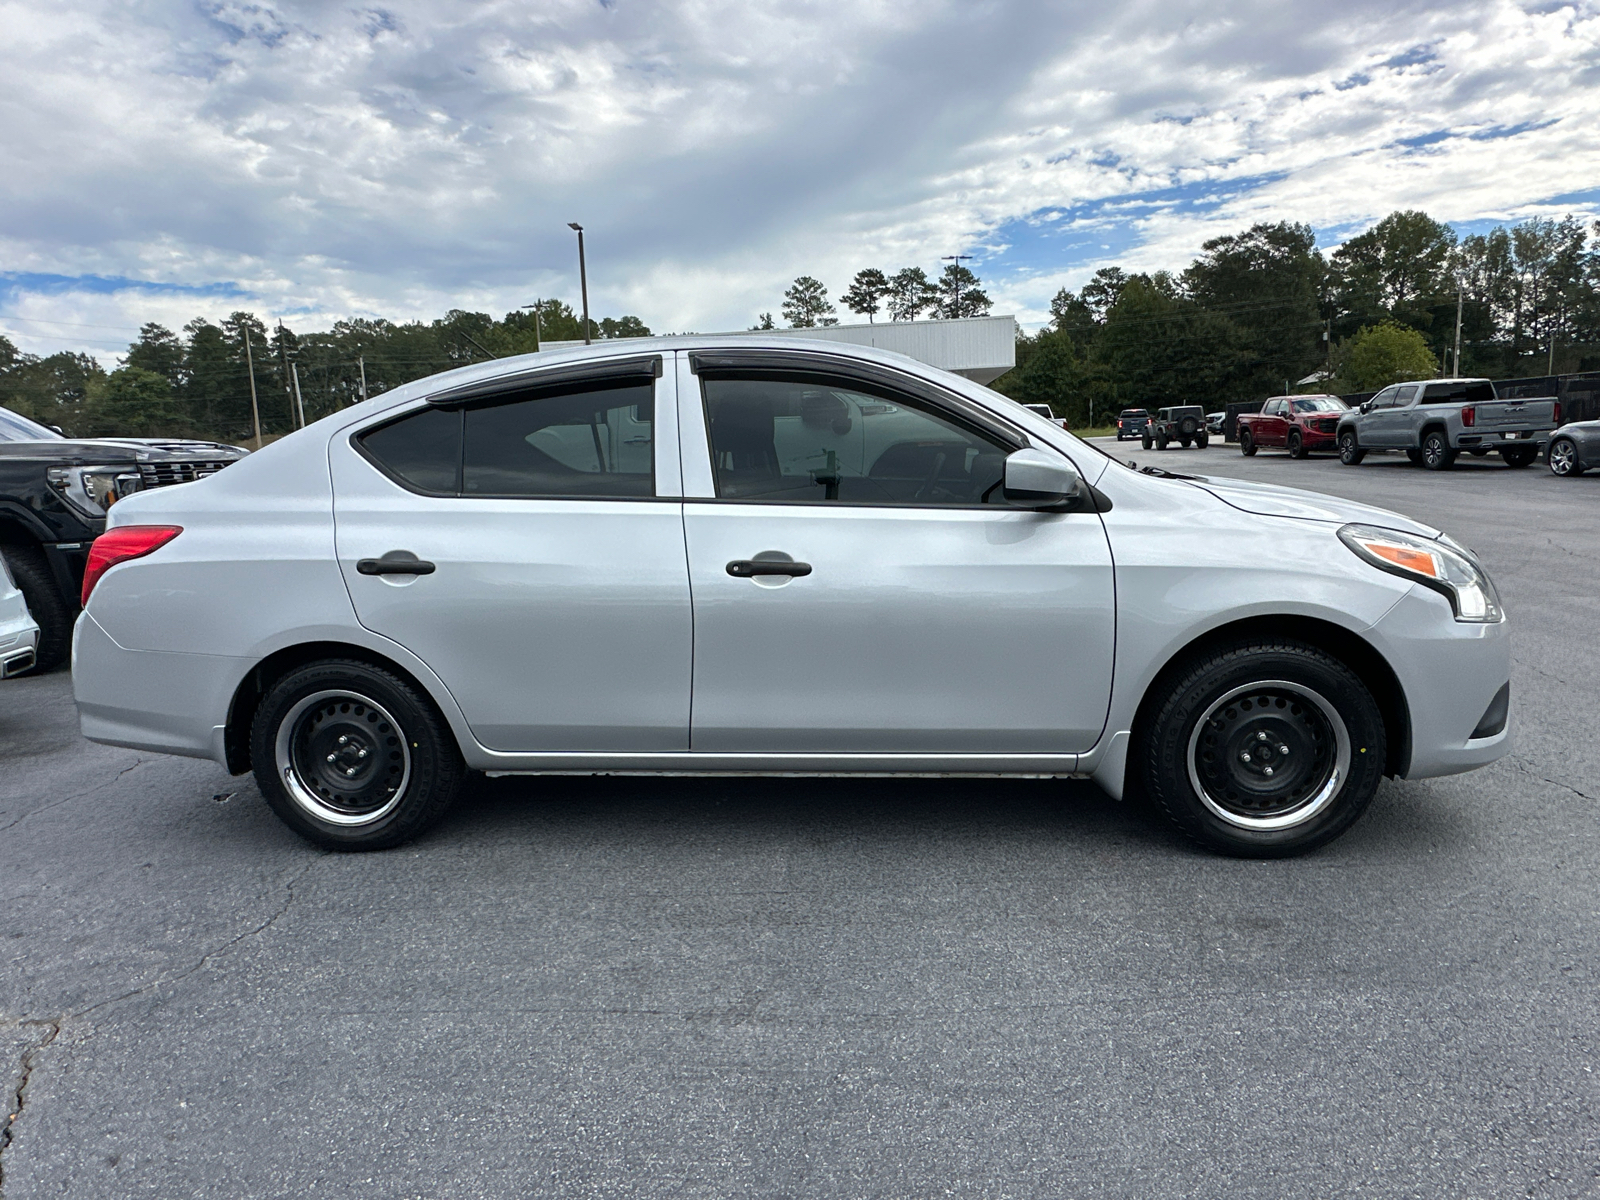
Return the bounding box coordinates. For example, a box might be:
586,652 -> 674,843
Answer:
71,338 -> 1511,856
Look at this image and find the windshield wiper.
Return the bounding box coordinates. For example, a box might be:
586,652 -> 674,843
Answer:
1126,460 -> 1203,481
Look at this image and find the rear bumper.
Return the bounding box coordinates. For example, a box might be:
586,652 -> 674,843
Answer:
1456,430 -> 1552,447
72,610 -> 245,762
0,603 -> 39,678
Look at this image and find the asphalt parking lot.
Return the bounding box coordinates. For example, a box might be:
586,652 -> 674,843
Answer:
2,442 -> 1597,1198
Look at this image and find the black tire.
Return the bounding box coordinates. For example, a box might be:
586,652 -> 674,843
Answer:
1338,431 -> 1364,464
1287,429 -> 1305,459
1139,640 -> 1387,857
1155,433 -> 1169,450
1405,448 -> 1424,465
0,543 -> 73,673
1420,430 -> 1456,470
1469,447 -> 1491,457
1548,437 -> 1584,477
1195,433 -> 1208,449
1179,436 -> 1192,448
1141,432 -> 1152,451
1499,446 -> 1536,468
1240,429 -> 1257,456
250,659 -> 464,851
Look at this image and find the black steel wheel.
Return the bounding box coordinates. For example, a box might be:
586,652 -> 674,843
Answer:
0,543 -> 72,673
1240,429 -> 1257,456
1287,429 -> 1305,459
1548,437 -> 1584,477
1140,640 -> 1387,857
1338,431 -> 1363,465
251,659 -> 463,850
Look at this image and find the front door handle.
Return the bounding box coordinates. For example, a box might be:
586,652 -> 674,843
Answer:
727,559 -> 812,578
357,551 -> 436,576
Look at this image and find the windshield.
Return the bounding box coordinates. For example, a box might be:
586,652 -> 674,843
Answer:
1292,397 -> 1347,413
0,406 -> 63,442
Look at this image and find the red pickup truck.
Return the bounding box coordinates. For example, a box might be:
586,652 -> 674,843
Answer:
1237,395 -> 1350,458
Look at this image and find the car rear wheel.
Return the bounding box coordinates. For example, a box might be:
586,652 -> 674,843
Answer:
0,543 -> 72,673
1469,447 -> 1491,457
251,659 -> 464,851
1140,641 -> 1387,857
1179,435 -> 1192,448
1155,433 -> 1169,450
1548,437 -> 1584,477
1420,430 -> 1456,470
1337,431 -> 1363,464
1141,432 -> 1152,450
1500,446 -> 1537,468
1194,433 -> 1208,449
1287,430 -> 1305,459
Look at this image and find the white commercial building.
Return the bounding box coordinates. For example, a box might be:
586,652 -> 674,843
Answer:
543,315 -> 1018,386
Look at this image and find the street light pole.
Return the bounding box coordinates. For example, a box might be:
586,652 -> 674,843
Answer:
1453,285 -> 1463,376
568,224 -> 590,345
519,301 -> 544,350
941,254 -> 973,319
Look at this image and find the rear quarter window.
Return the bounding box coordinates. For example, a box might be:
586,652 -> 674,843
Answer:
358,406 -> 463,494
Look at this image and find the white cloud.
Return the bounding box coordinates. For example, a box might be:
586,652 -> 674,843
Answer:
1,0 -> 1596,358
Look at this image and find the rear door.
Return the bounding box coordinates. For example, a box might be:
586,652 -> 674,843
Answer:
330,357 -> 693,752
676,353 -> 1116,754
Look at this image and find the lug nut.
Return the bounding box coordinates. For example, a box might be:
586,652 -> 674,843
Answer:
326,754 -> 336,763
1263,766 -> 1275,777
1257,731 -> 1269,742
1279,744 -> 1290,755
338,735 -> 348,745
345,767 -> 357,777
1240,752 -> 1252,763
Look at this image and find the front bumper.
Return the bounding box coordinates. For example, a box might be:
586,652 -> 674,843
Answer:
1367,584 -> 1511,778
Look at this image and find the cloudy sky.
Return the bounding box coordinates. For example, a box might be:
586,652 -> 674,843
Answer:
2,0 -> 1598,360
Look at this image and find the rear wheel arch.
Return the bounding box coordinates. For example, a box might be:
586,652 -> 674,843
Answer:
1128,615 -> 1411,783
224,641 -> 461,775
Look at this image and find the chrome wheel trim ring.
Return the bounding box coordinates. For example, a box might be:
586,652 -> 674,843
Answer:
1186,679 -> 1353,832
1550,441 -> 1576,475
274,689 -> 412,827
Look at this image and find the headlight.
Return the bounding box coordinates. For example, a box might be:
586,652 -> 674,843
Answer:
46,466 -> 143,518
1338,523 -> 1502,622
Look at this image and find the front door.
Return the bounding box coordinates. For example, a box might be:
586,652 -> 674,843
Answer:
676,357 -> 1116,754
331,362 -> 692,752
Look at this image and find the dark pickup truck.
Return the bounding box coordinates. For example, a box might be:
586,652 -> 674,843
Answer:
0,405 -> 245,672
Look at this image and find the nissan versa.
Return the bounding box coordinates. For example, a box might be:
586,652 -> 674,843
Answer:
71,339 -> 1512,856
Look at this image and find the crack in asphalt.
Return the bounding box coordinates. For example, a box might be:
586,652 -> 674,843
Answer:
0,1018 -> 61,1194
0,758 -> 144,835
1507,754 -> 1595,802
0,855 -> 321,1188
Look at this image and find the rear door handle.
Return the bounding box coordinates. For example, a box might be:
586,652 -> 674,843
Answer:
357,551 -> 436,576
727,559 -> 812,578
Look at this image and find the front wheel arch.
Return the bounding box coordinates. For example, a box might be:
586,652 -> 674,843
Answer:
1127,615 -> 1411,784
224,641 -> 459,775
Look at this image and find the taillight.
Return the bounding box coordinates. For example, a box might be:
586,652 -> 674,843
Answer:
1554,401 -> 1562,425
1460,406 -> 1474,427
82,525 -> 182,605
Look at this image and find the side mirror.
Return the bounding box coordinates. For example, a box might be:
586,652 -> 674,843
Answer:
1002,448 -> 1082,509
1359,401 -> 1372,414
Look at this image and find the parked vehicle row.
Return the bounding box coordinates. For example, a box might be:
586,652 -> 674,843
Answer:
0,405 -> 247,673
71,338 -> 1511,859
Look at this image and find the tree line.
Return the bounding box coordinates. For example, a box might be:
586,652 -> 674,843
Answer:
994,211 -> 1600,427
2,208 -> 1596,442
0,300 -> 650,444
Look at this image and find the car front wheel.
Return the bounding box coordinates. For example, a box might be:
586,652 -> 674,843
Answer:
251,659 -> 464,851
1140,641 -> 1387,857
1548,437 -> 1584,477
1337,431 -> 1363,464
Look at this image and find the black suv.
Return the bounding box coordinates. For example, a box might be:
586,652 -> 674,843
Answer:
0,405 -> 245,672
1142,405 -> 1208,450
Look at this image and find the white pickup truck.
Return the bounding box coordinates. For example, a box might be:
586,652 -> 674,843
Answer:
1336,378 -> 1560,470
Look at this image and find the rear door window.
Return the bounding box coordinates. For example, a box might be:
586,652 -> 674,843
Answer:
463,383 -> 653,498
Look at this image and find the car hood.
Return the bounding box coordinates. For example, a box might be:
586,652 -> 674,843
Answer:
0,437 -> 247,463
1185,475 -> 1441,538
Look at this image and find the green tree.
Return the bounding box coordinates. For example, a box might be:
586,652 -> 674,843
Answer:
750,312 -> 776,330
1095,276 -> 1246,407
995,328 -> 1082,422
1329,210 -> 1457,339
935,264 -> 991,319
781,276 -> 836,328
842,269 -> 891,322
82,367 -> 188,437
1080,267 -> 1130,323
1336,322 -> 1439,391
598,315 -> 651,339
887,267 -> 936,321
124,323 -> 184,386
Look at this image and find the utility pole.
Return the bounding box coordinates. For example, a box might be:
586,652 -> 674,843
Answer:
1453,285 -> 1463,376
358,355 -> 368,404
1549,300 -> 1562,375
242,325 -> 262,450
291,363 -> 306,428
941,254 -> 973,318
568,224 -> 590,344
277,321 -> 295,425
